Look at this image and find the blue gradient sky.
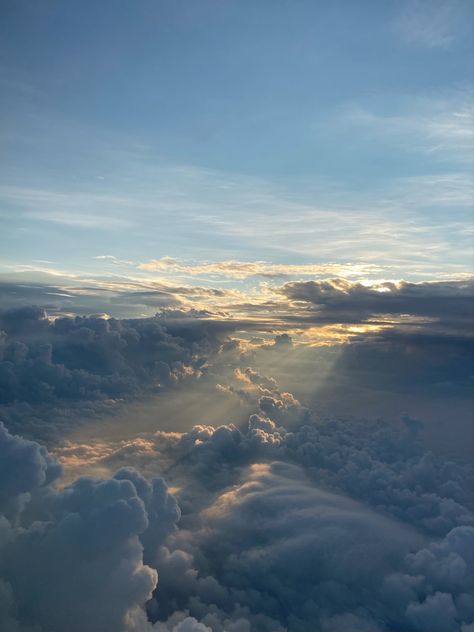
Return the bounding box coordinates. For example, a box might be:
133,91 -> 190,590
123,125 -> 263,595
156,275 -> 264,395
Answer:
0,0 -> 473,287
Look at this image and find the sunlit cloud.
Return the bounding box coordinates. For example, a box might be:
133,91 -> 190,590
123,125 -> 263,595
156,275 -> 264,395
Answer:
137,258 -> 385,280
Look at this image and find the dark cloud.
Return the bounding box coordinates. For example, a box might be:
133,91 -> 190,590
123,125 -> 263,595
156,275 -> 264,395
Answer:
167,460 -> 422,631
329,326 -> 474,395
273,333 -> 293,347
0,279 -> 472,631
146,413 -> 473,631
0,306 -> 234,441
280,279 -> 474,330
0,279 -> 229,320
0,423 -> 161,632
60,372 -> 469,631
1,380 -> 474,631
0,421 -> 61,521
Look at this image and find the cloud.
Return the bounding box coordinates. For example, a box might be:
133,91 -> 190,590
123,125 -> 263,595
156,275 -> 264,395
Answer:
0,276 -> 229,320
0,286 -> 472,631
1,186 -> 137,230
394,0 -> 471,49
137,258 -> 384,280
0,306 -> 227,441
382,525 -> 474,631
340,94 -> 474,167
1,365 -> 474,632
2,136 -> 472,277
267,278 -> 474,396
177,459 -> 422,630
114,467 -> 181,568
1,276 -> 472,449
280,278 -> 474,327
4,287 -> 470,450
0,421 -> 61,520
141,403 -> 472,630
0,422 -> 166,632
142,413 -> 473,630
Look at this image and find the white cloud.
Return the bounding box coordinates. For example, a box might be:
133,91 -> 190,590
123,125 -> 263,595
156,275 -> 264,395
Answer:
340,92 -> 474,166
394,0 -> 469,48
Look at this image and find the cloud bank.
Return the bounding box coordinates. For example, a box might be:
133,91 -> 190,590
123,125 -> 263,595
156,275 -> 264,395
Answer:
0,280 -> 472,631
2,385 -> 473,632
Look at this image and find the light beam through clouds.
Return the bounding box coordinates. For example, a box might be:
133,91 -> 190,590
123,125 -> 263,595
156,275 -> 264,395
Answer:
0,1 -> 473,631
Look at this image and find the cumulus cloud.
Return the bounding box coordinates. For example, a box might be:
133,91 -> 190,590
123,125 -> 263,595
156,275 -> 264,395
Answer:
1,378 -> 474,632
0,289 -> 472,632
0,422 -> 61,520
0,423 -> 166,632
143,425 -> 473,631
0,306 -> 234,440
60,388 -> 470,631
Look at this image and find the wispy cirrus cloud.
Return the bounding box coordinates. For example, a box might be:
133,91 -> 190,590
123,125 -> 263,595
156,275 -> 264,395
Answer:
394,0 -> 471,49
338,91 -> 474,166
0,186 -> 138,229
3,170 -> 469,276
1,88 -> 472,280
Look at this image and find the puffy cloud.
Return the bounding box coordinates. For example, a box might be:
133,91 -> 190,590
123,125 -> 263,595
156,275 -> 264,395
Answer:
280,278 -> 474,329
171,618 -> 212,632
0,423 -> 182,632
234,367 -> 277,391
147,460 -> 422,631
0,422 -> 61,520
134,383 -> 469,538
114,467 -> 181,567
3,477 -> 157,632
273,333 -> 293,347
0,307 -> 232,441
0,290 -> 473,632
1,398 -> 473,632
283,417 -> 474,536
126,407 -> 472,631
406,592 -> 458,632
391,526 -> 474,631
258,392 -> 310,427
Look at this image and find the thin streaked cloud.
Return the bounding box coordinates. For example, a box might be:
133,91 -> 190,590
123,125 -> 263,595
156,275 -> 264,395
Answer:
137,259 -> 384,280
394,0 -> 470,49
337,91 -> 474,165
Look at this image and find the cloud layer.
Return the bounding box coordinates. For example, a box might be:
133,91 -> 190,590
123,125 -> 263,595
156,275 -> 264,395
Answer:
0,287 -> 472,631
0,305 -> 234,441
1,366 -> 473,631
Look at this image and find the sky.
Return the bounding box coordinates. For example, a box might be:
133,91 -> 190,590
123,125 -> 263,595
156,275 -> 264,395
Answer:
0,2 -> 473,632
0,0 -> 473,293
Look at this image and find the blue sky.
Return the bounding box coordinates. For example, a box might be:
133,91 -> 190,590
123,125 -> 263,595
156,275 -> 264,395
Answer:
0,0 -> 472,288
